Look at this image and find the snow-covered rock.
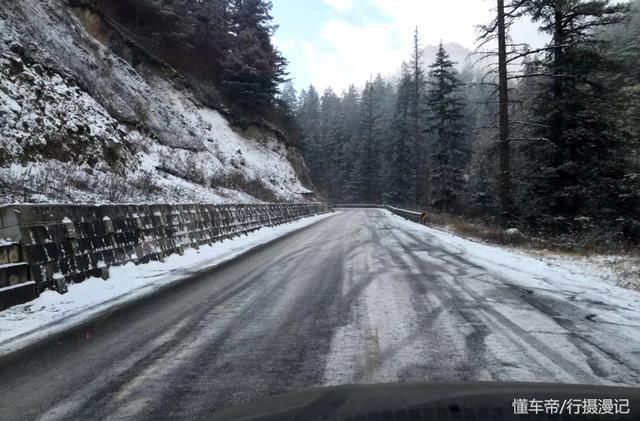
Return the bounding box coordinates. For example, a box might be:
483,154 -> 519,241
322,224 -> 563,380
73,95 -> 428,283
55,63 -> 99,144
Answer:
505,228 -> 524,238
0,0 -> 314,204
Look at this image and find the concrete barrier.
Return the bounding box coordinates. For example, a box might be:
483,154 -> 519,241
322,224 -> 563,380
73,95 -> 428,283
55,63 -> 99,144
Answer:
0,203 -> 331,310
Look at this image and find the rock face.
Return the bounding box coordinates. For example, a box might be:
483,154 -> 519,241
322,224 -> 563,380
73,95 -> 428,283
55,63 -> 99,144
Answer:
71,0 -> 225,101
0,0 -> 314,204
0,50 -> 133,170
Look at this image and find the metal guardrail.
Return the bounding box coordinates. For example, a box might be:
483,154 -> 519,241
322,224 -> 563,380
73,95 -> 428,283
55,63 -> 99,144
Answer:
334,204 -> 426,224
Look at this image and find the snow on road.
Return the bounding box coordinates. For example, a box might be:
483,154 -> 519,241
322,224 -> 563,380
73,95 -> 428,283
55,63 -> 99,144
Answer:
321,209 -> 640,386
383,210 -> 640,323
1,207 -> 639,387
1,209 -> 640,421
0,212 -> 336,357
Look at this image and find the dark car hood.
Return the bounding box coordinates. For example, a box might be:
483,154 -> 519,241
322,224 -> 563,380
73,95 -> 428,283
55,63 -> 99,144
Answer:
209,382 -> 640,421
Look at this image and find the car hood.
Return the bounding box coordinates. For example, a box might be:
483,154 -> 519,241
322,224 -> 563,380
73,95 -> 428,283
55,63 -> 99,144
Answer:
209,382 -> 640,420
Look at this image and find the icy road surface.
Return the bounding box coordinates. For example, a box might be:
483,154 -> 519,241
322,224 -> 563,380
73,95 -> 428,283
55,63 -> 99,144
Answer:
1,209 -> 639,420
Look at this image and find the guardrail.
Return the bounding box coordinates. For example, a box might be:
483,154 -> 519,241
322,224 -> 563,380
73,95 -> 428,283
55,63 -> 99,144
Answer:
334,204 -> 426,224
0,203 -> 332,310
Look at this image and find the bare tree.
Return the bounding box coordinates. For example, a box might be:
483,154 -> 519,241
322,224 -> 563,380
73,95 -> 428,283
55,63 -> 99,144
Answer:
475,0 -> 528,221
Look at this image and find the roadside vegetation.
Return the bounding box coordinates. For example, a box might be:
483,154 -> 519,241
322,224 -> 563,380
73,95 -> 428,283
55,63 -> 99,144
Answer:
420,211 -> 640,292
288,0 -> 640,251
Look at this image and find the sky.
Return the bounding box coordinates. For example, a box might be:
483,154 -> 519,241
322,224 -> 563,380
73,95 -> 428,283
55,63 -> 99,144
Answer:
271,0 -> 545,92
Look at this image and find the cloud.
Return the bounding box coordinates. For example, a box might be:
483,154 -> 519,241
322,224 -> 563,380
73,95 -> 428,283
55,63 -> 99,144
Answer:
290,0 -> 543,91
272,36 -> 295,53
322,0 -> 354,14
371,0 -> 493,47
302,19 -> 405,91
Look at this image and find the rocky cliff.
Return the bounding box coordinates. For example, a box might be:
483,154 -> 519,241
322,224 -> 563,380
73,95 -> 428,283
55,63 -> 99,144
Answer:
0,0 -> 314,204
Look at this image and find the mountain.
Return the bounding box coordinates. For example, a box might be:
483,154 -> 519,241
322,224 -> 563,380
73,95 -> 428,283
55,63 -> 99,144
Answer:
422,42 -> 473,71
0,0 -> 314,204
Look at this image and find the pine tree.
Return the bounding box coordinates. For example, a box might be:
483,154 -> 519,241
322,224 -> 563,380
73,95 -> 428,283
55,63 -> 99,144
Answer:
371,75 -> 397,204
426,43 -> 469,212
517,0 -> 630,229
317,88 -> 342,195
297,85 -> 322,186
279,80 -> 298,116
606,0 -> 640,230
353,80 -> 376,202
495,0 -> 513,220
605,0 -> 640,140
476,0 -> 531,221
338,85 -> 362,200
192,0 -> 233,85
387,65 -> 417,207
409,28 -> 428,205
221,0 -> 288,107
459,66 -> 496,214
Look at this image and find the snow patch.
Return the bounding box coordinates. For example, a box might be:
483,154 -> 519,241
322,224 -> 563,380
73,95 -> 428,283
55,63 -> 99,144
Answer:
384,210 -> 640,311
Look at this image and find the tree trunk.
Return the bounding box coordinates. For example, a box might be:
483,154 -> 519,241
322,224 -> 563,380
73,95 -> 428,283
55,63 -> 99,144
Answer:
551,6 -> 569,215
366,85 -> 373,202
412,27 -> 424,207
497,0 -> 512,221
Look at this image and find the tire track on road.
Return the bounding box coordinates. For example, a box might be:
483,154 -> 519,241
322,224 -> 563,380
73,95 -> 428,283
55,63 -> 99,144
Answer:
393,218 -> 639,385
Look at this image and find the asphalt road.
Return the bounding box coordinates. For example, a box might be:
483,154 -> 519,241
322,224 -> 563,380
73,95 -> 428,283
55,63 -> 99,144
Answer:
1,209 -> 639,420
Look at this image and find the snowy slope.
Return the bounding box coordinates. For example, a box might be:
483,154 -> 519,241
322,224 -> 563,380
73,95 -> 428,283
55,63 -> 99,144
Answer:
0,0 -> 313,204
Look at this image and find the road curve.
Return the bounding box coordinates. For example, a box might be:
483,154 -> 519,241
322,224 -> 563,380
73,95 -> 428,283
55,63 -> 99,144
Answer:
0,209 -> 639,420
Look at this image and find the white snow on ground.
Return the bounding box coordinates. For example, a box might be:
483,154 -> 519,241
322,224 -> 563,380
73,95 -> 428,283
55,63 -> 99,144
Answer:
387,210 -> 640,381
428,219 -> 640,293
384,210 -> 640,317
523,252 -> 640,293
323,232 -> 426,385
385,211 -> 640,309
0,212 -> 336,357
322,209 -> 640,386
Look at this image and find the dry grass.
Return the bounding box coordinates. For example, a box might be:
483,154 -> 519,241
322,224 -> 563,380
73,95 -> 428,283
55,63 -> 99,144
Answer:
213,173 -> 281,203
0,162 -> 162,203
527,249 -> 640,292
425,213 -> 532,247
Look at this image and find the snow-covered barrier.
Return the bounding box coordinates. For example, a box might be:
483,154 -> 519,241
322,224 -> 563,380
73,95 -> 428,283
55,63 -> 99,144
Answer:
0,203 -> 330,310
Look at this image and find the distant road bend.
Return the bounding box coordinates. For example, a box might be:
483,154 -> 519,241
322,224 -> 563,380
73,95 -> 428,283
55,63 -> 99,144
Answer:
1,209 -> 639,420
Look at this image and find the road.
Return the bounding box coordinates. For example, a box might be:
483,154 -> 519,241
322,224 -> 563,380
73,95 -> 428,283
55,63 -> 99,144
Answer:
1,209 -> 639,420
